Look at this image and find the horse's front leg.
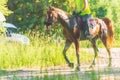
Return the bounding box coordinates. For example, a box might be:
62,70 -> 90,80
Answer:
90,39 -> 99,68
63,40 -> 74,68
74,40 -> 80,71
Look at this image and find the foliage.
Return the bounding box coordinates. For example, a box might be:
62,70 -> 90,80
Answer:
0,24 -> 7,36
0,0 -> 12,35
0,0 -> 12,16
7,0 -> 46,33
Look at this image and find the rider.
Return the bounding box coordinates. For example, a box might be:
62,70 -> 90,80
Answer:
74,0 -> 91,38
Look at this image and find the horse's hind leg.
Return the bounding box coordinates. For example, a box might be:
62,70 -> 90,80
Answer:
63,40 -> 74,68
106,47 -> 111,67
100,36 -> 112,67
90,39 -> 99,68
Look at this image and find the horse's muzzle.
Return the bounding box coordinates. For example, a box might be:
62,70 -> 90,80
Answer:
44,21 -> 51,26
44,21 -> 52,30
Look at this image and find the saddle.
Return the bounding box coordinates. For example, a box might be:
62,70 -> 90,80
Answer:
77,15 -> 91,30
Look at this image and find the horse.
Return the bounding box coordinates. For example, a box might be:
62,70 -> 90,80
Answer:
44,6 -> 114,71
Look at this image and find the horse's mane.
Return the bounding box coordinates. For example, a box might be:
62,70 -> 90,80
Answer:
53,7 -> 72,18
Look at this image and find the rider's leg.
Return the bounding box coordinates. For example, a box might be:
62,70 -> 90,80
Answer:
82,14 -> 91,38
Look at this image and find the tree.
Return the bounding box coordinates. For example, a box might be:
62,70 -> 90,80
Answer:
7,0 -> 51,32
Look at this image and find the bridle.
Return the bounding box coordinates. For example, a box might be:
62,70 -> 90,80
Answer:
44,10 -> 57,26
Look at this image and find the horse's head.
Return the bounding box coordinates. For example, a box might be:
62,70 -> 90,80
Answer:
44,6 -> 58,30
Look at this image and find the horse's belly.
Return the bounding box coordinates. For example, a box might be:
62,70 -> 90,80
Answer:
63,30 -> 87,41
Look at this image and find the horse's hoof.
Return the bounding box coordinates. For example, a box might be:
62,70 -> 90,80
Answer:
68,63 -> 74,68
75,66 -> 81,71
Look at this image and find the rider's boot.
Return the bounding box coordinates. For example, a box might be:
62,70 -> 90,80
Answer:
83,22 -> 91,39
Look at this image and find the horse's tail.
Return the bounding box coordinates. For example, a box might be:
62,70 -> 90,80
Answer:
102,17 -> 114,47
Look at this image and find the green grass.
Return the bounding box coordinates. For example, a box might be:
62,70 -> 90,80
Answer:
0,33 -> 119,69
0,36 -> 94,69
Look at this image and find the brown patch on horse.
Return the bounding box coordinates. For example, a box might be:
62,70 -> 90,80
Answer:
73,26 -> 80,38
94,18 -> 114,47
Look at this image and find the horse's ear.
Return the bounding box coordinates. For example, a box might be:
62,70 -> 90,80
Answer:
49,6 -> 55,10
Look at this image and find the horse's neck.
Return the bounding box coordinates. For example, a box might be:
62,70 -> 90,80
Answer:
56,9 -> 70,26
58,11 -> 69,20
